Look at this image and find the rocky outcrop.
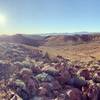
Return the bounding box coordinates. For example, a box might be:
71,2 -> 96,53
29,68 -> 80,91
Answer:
0,43 -> 100,100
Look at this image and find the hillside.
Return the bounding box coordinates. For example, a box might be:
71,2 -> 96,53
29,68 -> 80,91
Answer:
0,34 -> 43,47
1,33 -> 100,47
0,42 -> 100,100
44,33 -> 100,46
39,42 -> 100,62
0,34 -> 100,100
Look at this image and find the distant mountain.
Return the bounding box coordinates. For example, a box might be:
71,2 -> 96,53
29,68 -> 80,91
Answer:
43,33 -> 100,46
35,32 -> 90,36
0,32 -> 100,46
22,34 -> 45,40
0,34 -> 43,47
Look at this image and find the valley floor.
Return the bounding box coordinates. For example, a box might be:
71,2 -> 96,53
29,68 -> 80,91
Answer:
39,42 -> 100,62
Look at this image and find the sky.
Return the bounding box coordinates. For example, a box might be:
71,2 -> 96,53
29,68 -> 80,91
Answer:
0,0 -> 100,35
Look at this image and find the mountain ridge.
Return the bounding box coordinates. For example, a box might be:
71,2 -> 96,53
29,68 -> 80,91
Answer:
0,32 -> 100,46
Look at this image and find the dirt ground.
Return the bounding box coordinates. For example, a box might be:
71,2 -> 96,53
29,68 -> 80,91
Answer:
39,42 -> 100,62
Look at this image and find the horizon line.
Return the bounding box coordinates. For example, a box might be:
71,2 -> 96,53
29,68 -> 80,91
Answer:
0,31 -> 100,36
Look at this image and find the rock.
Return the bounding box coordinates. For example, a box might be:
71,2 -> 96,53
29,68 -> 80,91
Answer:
68,67 -> 77,76
31,66 -> 42,75
32,96 -> 49,100
16,87 -> 30,100
56,70 -> 71,85
19,68 -> 32,80
66,88 -> 82,100
0,62 -> 12,80
1,43 -> 100,100
50,80 -> 62,90
68,76 -> 87,89
36,72 -> 54,82
8,79 -> 26,91
38,86 -> 48,96
26,77 -> 39,97
14,79 -> 26,90
77,69 -> 91,80
7,90 -> 23,100
7,79 -> 30,100
45,70 -> 59,77
93,72 -> 100,83
56,93 -> 67,100
38,82 -> 54,97
38,80 -> 62,98
85,84 -> 100,100
42,65 -> 57,72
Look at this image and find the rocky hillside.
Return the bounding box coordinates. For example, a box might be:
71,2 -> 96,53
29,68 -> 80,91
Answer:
0,43 -> 100,100
0,34 -> 43,47
1,33 -> 100,47
44,33 -> 100,46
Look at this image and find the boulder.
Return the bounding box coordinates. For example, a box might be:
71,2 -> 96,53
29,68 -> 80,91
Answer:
50,80 -> 62,90
42,65 -> 57,72
68,76 -> 87,89
86,84 -> 100,100
8,79 -> 26,91
66,88 -> 82,100
14,79 -> 26,90
32,96 -> 50,100
38,86 -> 48,96
93,72 -> 100,83
0,62 -> 12,80
16,87 -> 30,100
56,93 -> 67,100
36,72 -> 54,82
38,82 -> 54,97
77,69 -> 91,80
56,70 -> 71,85
26,77 -> 39,97
7,79 -> 30,100
19,68 -> 32,80
7,90 -> 23,100
31,66 -> 42,75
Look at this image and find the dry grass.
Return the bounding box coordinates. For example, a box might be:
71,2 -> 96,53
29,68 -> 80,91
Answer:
39,42 -> 100,62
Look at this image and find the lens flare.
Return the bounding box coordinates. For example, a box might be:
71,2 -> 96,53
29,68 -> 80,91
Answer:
0,15 -> 6,26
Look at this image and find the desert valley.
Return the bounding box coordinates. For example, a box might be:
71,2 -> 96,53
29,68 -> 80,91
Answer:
0,33 -> 100,100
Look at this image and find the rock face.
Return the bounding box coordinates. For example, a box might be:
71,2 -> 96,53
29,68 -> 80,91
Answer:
0,43 -> 100,100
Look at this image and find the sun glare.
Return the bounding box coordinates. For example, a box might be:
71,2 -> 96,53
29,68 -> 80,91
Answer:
0,15 -> 6,26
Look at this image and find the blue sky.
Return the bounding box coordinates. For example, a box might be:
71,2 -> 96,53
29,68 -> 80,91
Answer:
0,0 -> 100,34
